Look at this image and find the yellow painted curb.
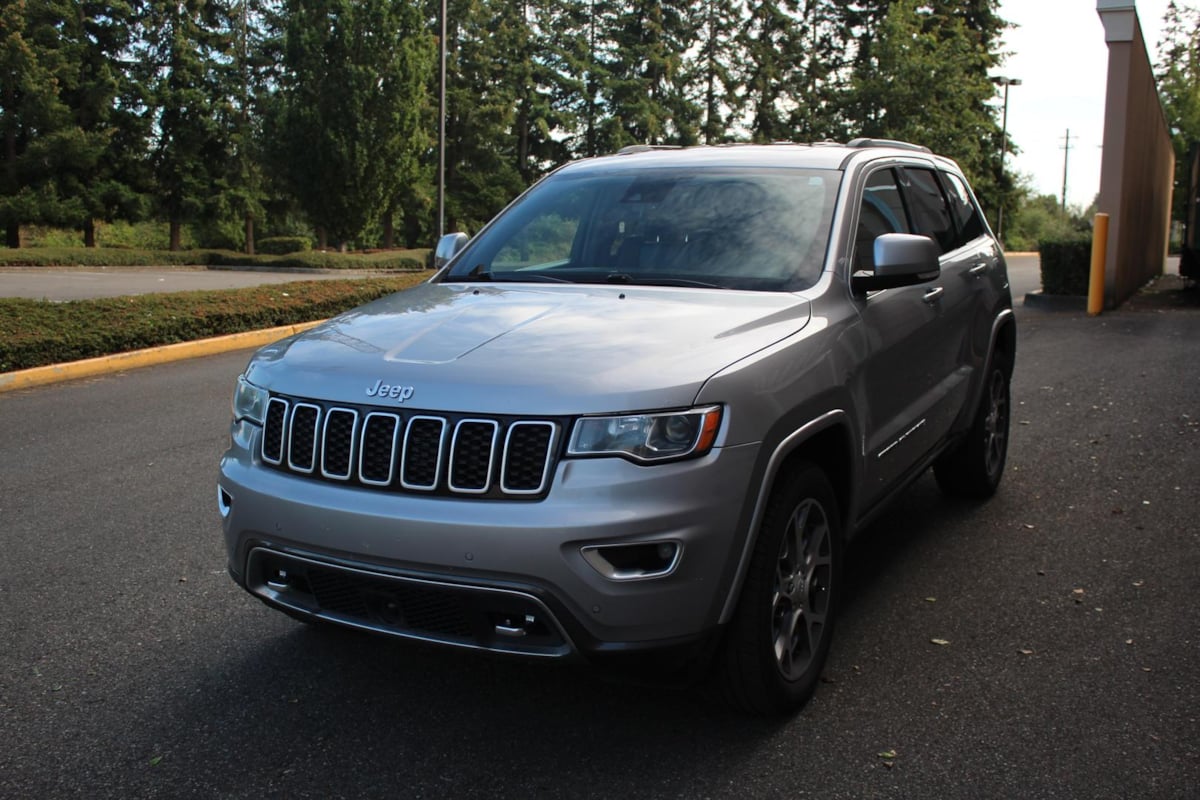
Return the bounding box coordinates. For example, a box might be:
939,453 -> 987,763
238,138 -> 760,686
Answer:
0,320 -> 326,394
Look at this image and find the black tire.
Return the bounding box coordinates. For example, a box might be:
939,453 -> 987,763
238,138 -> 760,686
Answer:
934,349 -> 1011,499
718,463 -> 843,715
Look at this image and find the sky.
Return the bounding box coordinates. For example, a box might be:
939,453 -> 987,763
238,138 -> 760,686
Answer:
997,0 -> 1172,209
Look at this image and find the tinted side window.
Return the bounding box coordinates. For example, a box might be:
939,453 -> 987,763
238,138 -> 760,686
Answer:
901,167 -> 955,253
855,169 -> 910,271
941,172 -> 986,246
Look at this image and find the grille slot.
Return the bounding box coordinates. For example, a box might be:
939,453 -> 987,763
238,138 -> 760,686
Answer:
262,395 -> 559,499
449,420 -> 499,493
360,413 -> 401,486
402,416 -> 446,491
502,422 -> 557,494
321,409 -> 358,480
262,398 -> 289,465
288,403 -> 321,473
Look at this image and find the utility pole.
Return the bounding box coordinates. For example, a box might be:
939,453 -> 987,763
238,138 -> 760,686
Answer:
1060,129 -> 1079,211
993,76 -> 1022,241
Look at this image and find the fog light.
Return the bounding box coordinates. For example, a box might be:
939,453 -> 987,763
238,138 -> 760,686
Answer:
266,568 -> 289,589
581,541 -> 681,580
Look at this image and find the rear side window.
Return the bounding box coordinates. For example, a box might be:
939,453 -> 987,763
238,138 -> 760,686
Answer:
901,168 -> 955,253
941,172 -> 986,246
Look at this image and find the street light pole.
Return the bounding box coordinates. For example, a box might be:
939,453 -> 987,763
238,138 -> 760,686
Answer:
437,0 -> 447,242
993,76 -> 1021,244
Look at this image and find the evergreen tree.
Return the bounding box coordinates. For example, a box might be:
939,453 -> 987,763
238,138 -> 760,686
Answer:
739,0 -> 802,143
530,0 -> 599,157
849,0 -> 1007,215
437,0 -> 524,234
596,0 -> 700,150
1,1 -> 147,247
1156,1 -> 1200,223
217,0 -> 281,253
689,0 -> 742,144
788,0 -> 849,140
279,0 -> 432,248
0,0 -> 72,247
135,0 -> 234,250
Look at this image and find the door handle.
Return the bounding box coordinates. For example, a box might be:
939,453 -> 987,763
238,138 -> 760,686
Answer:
968,263 -> 988,277
923,287 -> 945,304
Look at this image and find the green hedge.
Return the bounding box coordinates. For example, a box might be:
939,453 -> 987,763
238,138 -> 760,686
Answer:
1038,237 -> 1093,296
0,274 -> 429,372
0,246 -> 430,270
256,236 -> 312,255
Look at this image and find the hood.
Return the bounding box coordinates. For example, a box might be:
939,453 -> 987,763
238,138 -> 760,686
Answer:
244,282 -> 811,415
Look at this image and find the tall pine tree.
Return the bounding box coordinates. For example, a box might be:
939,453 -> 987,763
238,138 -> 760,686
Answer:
850,0 -> 1007,214
279,0 -> 432,248
596,0 -> 699,150
1156,1 -> 1200,223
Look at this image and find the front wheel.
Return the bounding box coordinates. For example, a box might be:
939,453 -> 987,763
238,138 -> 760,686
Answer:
934,349 -> 1011,498
718,463 -> 843,715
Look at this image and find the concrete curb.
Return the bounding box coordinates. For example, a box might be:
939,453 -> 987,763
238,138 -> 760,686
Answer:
0,320 -> 326,394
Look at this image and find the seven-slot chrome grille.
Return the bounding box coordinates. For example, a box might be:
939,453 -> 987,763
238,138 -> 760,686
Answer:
260,395 -> 560,499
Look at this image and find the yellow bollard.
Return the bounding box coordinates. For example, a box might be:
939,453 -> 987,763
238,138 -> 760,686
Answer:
1088,213 -> 1109,316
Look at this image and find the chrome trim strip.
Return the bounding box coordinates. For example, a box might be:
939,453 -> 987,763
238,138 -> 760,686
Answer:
287,402 -> 322,474
500,421 -> 557,495
400,415 -> 446,491
319,408 -> 359,481
878,418 -> 926,459
448,419 -> 499,494
580,540 -> 683,581
358,412 -> 401,487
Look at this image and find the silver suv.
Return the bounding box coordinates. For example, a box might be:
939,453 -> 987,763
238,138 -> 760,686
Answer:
219,140 -> 1015,714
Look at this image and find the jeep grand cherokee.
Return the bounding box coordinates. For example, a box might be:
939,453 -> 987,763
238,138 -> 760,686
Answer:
218,139 -> 1015,714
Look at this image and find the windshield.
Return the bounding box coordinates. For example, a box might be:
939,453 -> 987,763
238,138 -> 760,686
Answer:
443,166 -> 839,292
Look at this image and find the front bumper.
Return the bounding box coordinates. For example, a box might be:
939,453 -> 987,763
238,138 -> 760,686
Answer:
219,423 -> 758,659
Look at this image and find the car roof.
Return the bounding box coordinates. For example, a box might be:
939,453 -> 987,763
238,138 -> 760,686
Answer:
557,141 -> 960,176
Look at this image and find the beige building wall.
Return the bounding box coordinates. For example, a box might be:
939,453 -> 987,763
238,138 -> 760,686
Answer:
1095,1 -> 1175,309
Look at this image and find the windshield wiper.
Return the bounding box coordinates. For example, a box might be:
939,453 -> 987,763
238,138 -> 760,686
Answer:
458,264 -> 492,281
456,265 -> 573,284
493,272 -> 574,283
604,272 -> 726,289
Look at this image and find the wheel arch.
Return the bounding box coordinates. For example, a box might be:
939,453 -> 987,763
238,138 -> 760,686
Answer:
715,410 -> 857,625
991,308 -> 1017,370
963,308 -> 1016,419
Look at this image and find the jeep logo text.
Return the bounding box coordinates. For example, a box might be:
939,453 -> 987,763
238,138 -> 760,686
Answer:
366,379 -> 415,403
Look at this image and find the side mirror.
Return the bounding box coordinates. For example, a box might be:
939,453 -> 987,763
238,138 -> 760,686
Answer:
433,232 -> 469,270
852,233 -> 941,293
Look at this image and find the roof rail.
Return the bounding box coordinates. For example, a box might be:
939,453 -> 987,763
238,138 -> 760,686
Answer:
616,144 -> 683,155
846,137 -> 932,154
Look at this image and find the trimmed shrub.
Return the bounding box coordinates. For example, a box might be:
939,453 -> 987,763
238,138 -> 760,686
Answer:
1038,237 -> 1092,295
0,275 -> 429,372
0,247 -> 208,267
0,246 -> 430,270
257,236 -> 311,255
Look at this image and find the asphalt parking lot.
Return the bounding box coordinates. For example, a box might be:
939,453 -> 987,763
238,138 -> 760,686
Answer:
0,263 -> 1196,798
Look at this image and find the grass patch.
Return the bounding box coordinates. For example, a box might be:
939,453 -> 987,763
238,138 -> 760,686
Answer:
0,274 -> 430,372
0,247 -> 431,270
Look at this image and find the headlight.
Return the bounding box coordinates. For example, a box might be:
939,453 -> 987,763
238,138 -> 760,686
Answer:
232,375 -> 269,424
567,406 -> 722,464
